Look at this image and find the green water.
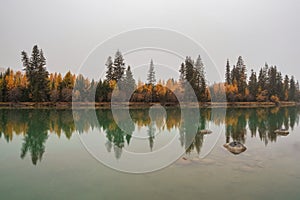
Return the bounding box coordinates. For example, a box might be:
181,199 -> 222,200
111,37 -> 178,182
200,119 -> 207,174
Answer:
0,107 -> 300,199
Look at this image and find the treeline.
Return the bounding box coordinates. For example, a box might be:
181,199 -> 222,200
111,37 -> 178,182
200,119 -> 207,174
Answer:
0,45 -> 299,103
220,56 -> 300,103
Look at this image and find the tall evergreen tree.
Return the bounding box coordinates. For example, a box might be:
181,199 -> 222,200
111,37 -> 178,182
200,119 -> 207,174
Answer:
267,66 -> 277,97
258,63 -> 268,91
123,66 -> 136,95
225,59 -> 231,85
183,56 -> 197,102
231,65 -> 238,84
195,55 -> 204,87
21,45 -> 49,102
105,56 -> 114,82
195,55 -> 207,101
179,62 -> 185,86
289,76 -> 296,101
184,56 -> 195,85
236,56 -> 247,96
275,71 -> 283,99
248,69 -> 258,100
147,59 -> 156,85
112,50 -> 125,82
283,75 -> 290,101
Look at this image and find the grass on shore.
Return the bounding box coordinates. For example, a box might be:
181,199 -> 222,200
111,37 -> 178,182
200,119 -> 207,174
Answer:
0,101 -> 298,109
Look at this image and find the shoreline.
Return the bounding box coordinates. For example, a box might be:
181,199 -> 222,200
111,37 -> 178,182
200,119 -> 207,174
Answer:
0,101 -> 299,109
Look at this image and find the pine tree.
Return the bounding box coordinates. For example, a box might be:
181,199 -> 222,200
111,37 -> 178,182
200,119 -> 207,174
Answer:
183,56 -> 197,101
113,50 -> 125,82
36,49 -> 49,101
289,76 -> 296,101
225,59 -> 231,85
275,71 -> 283,100
231,65 -> 238,84
147,59 -> 156,85
179,62 -> 185,87
195,55 -> 207,101
258,63 -> 268,91
248,69 -> 258,100
236,56 -> 247,96
21,45 -> 49,102
184,56 -> 194,85
122,66 -> 136,100
124,66 -> 136,91
195,55 -> 204,87
105,56 -> 114,82
283,75 -> 289,101
267,66 -> 277,98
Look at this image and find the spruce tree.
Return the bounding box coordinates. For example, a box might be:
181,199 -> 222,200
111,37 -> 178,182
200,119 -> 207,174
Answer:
283,75 -> 290,100
225,59 -> 231,85
147,59 -> 156,85
248,69 -> 258,100
184,56 -> 196,101
184,56 -> 194,85
275,71 -> 283,99
124,66 -> 136,91
258,63 -> 268,91
236,56 -> 247,96
267,66 -> 277,97
289,76 -> 296,101
113,50 -> 125,82
179,62 -> 185,86
21,45 -> 49,102
122,66 -> 136,100
105,56 -> 114,82
195,55 -> 206,101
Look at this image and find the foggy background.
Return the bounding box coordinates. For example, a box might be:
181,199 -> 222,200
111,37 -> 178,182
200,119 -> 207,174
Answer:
1,0 -> 299,82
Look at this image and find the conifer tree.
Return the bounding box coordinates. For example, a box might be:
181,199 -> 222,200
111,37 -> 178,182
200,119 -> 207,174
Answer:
147,59 -> 156,85
21,45 -> 49,102
248,69 -> 258,100
179,62 -> 185,85
258,63 -> 268,91
113,50 -> 125,82
105,56 -> 114,82
195,55 -> 207,101
283,75 -> 290,100
225,59 -> 231,85
289,76 -> 296,101
236,56 -> 247,96
124,66 -> 136,92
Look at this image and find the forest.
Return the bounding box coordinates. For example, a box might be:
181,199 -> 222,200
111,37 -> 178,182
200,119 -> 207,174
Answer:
0,45 -> 299,103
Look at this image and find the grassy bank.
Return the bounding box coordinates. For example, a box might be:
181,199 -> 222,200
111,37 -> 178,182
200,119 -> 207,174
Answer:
0,101 -> 299,109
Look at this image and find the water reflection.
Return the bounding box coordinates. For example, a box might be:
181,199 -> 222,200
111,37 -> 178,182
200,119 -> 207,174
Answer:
0,106 -> 299,165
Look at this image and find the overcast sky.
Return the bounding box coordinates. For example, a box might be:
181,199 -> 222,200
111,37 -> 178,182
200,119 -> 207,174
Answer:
1,0 -> 300,82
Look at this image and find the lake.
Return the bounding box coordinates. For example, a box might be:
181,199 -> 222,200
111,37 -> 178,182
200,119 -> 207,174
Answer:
0,106 -> 300,199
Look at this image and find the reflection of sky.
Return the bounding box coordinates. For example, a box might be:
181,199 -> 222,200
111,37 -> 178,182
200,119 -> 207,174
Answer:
1,125 -> 300,199
1,0 -> 300,82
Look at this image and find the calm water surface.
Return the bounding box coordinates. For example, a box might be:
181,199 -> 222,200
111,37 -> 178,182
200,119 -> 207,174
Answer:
0,107 -> 300,200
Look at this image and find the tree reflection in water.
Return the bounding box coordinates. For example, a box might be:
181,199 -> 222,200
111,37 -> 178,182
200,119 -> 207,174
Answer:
0,106 -> 299,164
